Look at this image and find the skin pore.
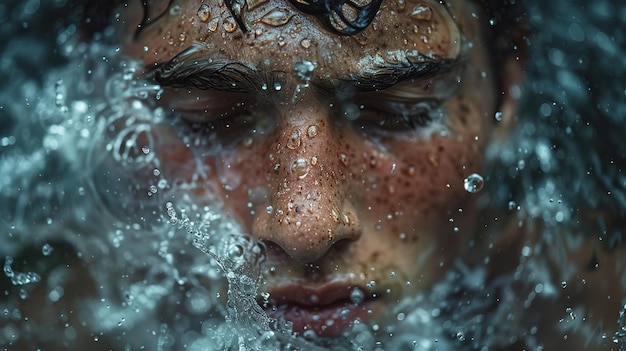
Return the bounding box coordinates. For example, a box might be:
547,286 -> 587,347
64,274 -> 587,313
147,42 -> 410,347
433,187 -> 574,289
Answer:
113,0 -> 511,340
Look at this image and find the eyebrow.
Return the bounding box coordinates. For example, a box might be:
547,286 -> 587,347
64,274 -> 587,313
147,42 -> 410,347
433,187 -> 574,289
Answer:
152,45 -> 459,94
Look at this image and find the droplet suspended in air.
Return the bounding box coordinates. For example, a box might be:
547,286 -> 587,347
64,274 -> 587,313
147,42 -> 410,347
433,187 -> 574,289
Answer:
41,243 -> 53,256
494,111 -> 503,122
463,173 -> 484,193
350,287 -> 364,305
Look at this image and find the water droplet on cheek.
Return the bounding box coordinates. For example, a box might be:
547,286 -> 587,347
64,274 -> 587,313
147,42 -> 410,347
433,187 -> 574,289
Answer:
463,173 -> 484,193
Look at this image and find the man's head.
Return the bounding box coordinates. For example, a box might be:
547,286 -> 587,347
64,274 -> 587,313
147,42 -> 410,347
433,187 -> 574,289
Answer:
87,0 -> 527,342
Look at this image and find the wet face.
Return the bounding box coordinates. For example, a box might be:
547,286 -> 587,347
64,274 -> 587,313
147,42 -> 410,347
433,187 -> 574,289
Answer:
116,0 -> 498,339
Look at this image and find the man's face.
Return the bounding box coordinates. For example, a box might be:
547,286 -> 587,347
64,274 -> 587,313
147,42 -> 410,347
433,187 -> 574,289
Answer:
117,0 -> 497,339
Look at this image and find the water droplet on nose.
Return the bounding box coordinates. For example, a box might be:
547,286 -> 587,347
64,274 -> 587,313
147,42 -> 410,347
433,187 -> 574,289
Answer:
350,288 -> 364,305
290,158 -> 309,179
197,4 -> 211,22
273,81 -> 282,91
286,130 -> 301,149
307,125 -> 318,138
463,173 -> 484,193
311,156 -> 318,165
410,5 -> 432,21
259,7 -> 293,27
178,32 -> 187,42
223,17 -> 238,33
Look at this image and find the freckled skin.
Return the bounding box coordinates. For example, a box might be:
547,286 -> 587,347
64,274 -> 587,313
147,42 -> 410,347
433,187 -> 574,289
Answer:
117,0 -> 497,332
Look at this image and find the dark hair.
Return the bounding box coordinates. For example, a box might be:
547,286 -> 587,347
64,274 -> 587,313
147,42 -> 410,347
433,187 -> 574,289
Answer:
77,0 -> 527,63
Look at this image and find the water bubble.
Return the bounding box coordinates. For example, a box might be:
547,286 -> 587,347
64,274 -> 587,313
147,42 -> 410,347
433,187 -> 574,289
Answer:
290,158 -> 309,179
259,7 -> 293,27
561,281 -> 567,289
494,111 -> 503,121
463,173 -> 484,193
508,200 -> 516,210
350,288 -> 364,305
456,331 -> 466,341
273,81 -> 282,91
410,5 -> 432,21
42,243 -> 53,256
197,4 -> 211,22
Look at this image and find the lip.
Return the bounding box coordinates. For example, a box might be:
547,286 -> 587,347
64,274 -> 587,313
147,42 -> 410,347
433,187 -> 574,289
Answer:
261,282 -> 379,337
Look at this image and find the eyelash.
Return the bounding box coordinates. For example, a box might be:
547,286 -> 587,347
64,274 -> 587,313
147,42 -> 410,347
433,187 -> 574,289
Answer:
356,100 -> 441,132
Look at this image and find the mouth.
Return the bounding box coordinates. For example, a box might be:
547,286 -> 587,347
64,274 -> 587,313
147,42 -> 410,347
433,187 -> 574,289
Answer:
260,282 -> 379,338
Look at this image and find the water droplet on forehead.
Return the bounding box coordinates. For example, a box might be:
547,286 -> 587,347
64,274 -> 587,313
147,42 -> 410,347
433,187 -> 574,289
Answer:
223,17 -> 238,33
290,158 -> 309,179
463,173 -> 484,193
246,0 -> 268,10
197,4 -> 211,22
410,5 -> 432,21
207,18 -> 219,32
259,7 -> 293,27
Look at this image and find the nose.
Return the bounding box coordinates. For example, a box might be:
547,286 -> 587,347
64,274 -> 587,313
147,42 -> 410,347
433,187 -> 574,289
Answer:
252,104 -> 361,264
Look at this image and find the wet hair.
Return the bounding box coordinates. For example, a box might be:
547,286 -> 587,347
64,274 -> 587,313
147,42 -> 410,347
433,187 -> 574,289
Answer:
77,0 -> 526,60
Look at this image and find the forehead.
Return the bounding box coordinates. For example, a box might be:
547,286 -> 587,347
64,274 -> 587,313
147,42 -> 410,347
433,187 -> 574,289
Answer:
119,0 -> 480,76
